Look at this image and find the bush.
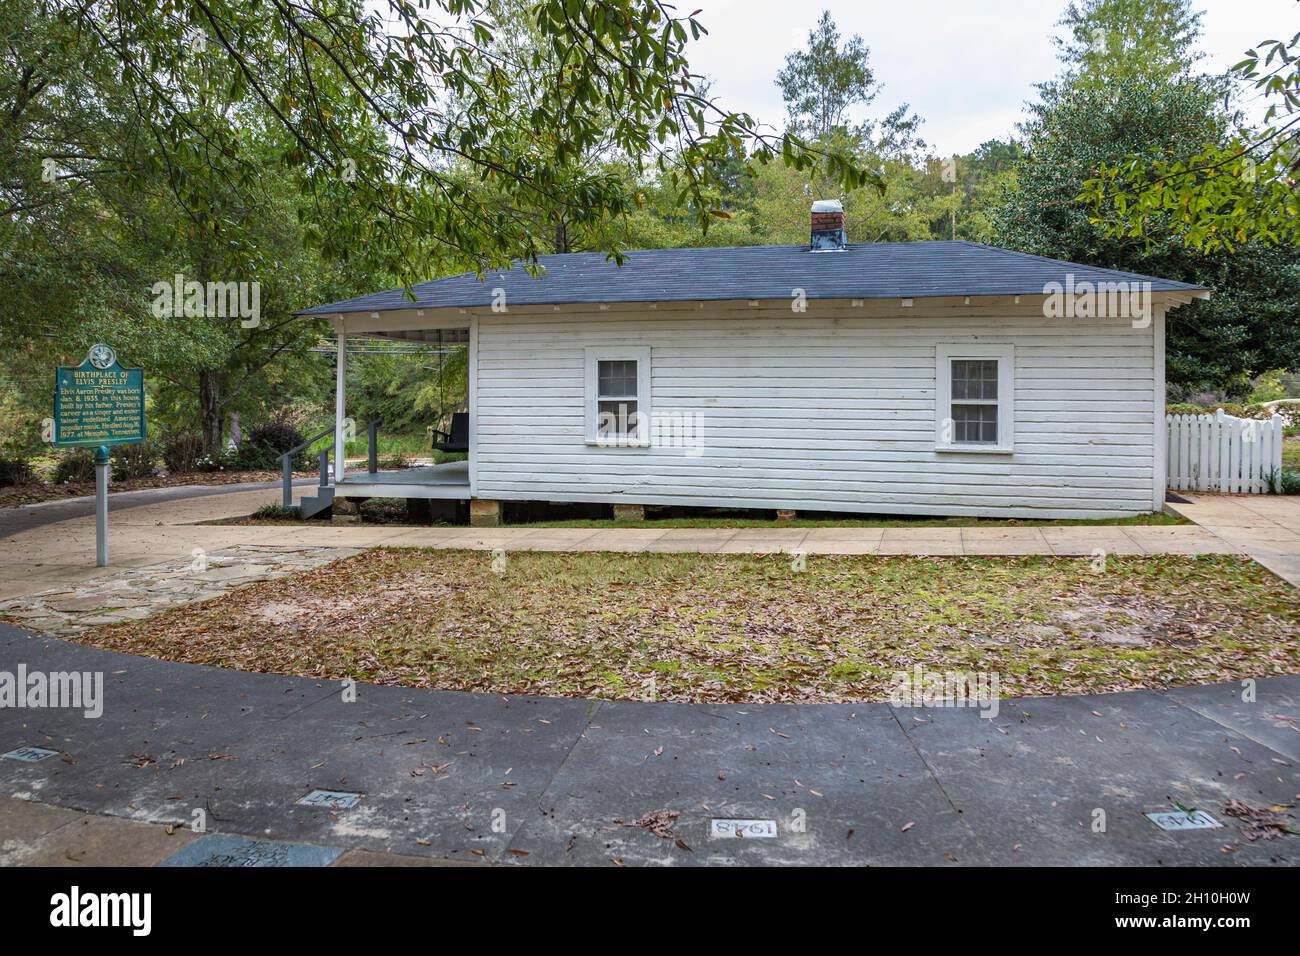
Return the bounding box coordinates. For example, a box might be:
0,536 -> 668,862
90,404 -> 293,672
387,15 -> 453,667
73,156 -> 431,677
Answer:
233,414 -> 309,470
194,451 -> 233,472
251,503 -> 299,520
1166,402 -> 1272,420
1277,471 -> 1300,495
110,441 -> 159,481
0,456 -> 36,487
162,432 -> 205,473
52,450 -> 96,483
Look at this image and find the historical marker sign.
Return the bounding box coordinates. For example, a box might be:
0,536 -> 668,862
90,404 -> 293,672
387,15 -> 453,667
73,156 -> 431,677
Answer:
51,344 -> 145,567
53,344 -> 145,448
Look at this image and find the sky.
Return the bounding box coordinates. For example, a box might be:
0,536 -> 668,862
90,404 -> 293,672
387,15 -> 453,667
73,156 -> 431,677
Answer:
687,0 -> 1294,156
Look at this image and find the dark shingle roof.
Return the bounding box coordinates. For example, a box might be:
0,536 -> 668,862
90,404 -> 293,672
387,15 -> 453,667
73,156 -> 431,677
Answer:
298,240 -> 1206,315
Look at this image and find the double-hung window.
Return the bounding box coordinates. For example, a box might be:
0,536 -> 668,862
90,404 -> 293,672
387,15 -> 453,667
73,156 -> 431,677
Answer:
585,347 -> 651,446
935,344 -> 1014,453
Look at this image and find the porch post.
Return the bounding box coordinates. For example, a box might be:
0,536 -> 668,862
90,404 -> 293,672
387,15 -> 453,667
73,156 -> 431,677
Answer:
1152,306 -> 1166,511
334,330 -> 347,483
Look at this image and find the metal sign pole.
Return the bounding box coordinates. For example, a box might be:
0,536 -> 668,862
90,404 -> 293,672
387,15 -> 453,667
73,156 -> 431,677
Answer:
54,345 -> 144,569
94,445 -> 109,567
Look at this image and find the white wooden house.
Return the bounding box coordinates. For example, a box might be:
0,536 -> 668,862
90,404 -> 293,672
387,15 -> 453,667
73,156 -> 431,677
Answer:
297,201 -> 1208,524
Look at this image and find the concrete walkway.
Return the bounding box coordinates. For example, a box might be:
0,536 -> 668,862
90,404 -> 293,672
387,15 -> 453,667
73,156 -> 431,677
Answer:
0,485 -> 1257,603
0,477 -> 320,540
1168,493 -> 1300,587
1,624 -> 1295,867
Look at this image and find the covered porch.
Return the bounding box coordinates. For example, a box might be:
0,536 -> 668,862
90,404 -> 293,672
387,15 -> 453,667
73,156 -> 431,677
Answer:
328,309 -> 475,506
337,458 -> 470,500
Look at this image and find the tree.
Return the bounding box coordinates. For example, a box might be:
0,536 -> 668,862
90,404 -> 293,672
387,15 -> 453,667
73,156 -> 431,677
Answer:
0,0 -> 369,456
992,0 -> 1299,394
1053,0 -> 1203,88
1082,30 -> 1300,251
776,10 -> 921,155
3,0 -> 881,456
443,0 -> 625,255
41,0 -> 871,284
992,74 -> 1300,394
778,11 -> 876,141
749,150 -> 949,245
919,140 -> 1022,242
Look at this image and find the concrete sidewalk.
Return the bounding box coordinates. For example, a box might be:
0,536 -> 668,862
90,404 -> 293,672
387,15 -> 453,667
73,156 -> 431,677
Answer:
1,623 -> 1295,867
1168,493 -> 1300,587
0,486 -> 1256,603
0,477 -> 320,540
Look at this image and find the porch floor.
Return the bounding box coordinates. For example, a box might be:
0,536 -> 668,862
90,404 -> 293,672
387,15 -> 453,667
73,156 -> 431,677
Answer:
336,459 -> 470,500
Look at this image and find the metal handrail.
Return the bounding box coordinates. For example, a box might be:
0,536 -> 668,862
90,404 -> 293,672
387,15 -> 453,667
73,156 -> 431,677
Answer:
280,420 -> 381,509
281,425 -> 336,508
284,425 -> 336,459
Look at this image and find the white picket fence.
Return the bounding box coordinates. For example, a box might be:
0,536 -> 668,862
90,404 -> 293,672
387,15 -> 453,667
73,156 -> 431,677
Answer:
1166,410 -> 1285,494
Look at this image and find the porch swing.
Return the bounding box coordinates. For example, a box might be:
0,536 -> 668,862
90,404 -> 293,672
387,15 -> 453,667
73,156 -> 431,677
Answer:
428,344 -> 468,454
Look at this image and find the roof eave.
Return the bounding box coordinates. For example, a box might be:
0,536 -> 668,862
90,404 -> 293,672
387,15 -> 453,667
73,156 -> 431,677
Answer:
298,289 -> 1208,330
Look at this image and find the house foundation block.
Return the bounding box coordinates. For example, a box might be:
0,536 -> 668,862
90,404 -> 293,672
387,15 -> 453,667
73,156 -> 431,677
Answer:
776,509 -> 798,522
470,499 -> 502,527
332,497 -> 362,526
612,504 -> 646,521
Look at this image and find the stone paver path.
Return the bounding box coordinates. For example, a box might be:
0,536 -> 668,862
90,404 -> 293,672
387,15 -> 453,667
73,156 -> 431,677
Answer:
0,545 -> 358,637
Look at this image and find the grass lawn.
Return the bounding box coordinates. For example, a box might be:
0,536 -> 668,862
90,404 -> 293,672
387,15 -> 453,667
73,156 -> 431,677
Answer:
1284,437 -> 1300,470
84,550 -> 1300,703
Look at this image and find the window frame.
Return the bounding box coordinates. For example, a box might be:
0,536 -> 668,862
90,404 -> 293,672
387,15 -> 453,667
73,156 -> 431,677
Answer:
934,344 -> 1014,454
584,346 -> 652,447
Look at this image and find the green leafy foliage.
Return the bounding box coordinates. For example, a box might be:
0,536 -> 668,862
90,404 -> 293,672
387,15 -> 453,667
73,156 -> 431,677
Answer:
3,0 -> 878,461
52,450 -> 96,484
162,433 -> 206,473
0,456 -> 37,487
52,0 -> 871,279
110,441 -> 160,482
1053,0 -> 1204,88
993,50 -> 1300,395
233,416 -> 310,470
1081,26 -> 1300,251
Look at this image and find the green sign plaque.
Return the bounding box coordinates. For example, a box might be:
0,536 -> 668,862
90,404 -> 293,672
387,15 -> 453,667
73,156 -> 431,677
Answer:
54,344 -> 146,448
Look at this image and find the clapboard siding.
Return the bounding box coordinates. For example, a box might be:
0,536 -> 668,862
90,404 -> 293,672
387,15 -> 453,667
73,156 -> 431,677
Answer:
473,305 -> 1157,518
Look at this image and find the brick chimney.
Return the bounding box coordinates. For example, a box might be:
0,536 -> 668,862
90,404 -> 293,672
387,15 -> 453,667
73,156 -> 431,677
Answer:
810,199 -> 846,251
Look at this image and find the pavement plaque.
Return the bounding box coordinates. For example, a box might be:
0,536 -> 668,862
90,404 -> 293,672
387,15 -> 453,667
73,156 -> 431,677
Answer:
709,818 -> 779,839
296,789 -> 363,810
1144,809 -> 1222,832
158,835 -> 345,868
2,746 -> 59,762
